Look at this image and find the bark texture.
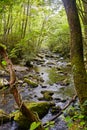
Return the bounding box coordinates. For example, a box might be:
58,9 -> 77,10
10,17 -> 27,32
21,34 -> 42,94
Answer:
62,0 -> 87,107
0,45 -> 44,130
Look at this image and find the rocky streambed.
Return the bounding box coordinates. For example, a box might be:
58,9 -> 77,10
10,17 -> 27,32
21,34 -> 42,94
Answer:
0,50 -> 76,130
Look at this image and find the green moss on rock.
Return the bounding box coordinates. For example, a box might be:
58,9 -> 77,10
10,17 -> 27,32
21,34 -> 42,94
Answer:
41,91 -> 54,101
11,101 -> 52,129
24,78 -> 38,87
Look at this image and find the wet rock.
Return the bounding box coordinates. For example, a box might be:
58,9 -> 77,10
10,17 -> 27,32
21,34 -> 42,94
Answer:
56,66 -> 61,70
11,101 -> 52,129
45,54 -> 53,58
24,74 -> 33,78
25,61 -> 33,67
59,79 -> 70,86
0,70 -> 8,76
18,80 -> 23,84
54,97 -> 62,102
22,83 -> 27,87
61,99 -> 67,103
0,78 -> 9,89
37,53 -> 45,59
51,105 -> 62,115
41,90 -> 54,95
41,90 -> 54,101
0,109 -> 10,123
67,62 -> 71,67
46,61 -> 56,66
39,77 -> 44,82
14,65 -> 28,72
41,85 -> 47,88
24,78 -> 38,87
33,57 -> 45,65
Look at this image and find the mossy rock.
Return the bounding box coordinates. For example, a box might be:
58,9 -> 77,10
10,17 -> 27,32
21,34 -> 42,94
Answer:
0,109 -> 10,123
26,101 -> 52,118
0,78 -> 9,89
10,101 -> 52,129
41,91 -> 54,101
24,78 -> 38,87
51,106 -> 62,114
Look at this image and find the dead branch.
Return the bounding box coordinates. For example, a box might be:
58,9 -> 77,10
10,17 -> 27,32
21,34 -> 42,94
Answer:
0,44 -> 44,130
43,95 -> 77,127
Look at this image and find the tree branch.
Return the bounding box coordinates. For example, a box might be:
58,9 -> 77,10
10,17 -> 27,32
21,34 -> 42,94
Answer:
0,44 -> 44,130
43,95 -> 77,127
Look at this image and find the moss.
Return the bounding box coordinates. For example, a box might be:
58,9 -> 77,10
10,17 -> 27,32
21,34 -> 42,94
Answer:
0,109 -> 10,123
71,56 -> 87,105
24,78 -> 38,87
0,82 -> 3,89
0,43 -> 6,51
41,91 -> 54,101
47,67 -> 68,84
26,102 -> 51,118
69,122 -> 87,130
10,101 -> 52,129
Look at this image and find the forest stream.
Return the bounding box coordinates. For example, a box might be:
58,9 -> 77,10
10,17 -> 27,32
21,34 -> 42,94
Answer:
0,50 -> 75,130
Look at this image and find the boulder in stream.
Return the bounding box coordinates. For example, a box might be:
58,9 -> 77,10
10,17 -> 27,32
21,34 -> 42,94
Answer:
40,90 -> 54,101
10,101 -> 53,129
24,78 -> 38,87
0,78 -> 9,89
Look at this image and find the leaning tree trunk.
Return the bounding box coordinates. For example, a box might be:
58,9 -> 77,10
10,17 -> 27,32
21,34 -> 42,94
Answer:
62,0 -> 87,109
0,44 -> 44,130
82,0 -> 87,59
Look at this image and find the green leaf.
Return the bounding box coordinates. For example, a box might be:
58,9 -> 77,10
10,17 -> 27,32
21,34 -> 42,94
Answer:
65,116 -> 71,122
78,115 -> 84,119
45,128 -> 49,130
49,121 -> 55,127
1,60 -> 7,66
0,43 -> 6,50
80,121 -> 85,126
30,122 -> 41,130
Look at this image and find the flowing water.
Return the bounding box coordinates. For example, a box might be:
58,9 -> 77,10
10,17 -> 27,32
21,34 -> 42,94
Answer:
0,51 -> 75,130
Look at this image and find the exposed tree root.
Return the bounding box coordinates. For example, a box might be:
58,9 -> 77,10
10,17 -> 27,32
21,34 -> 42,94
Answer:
0,45 -> 44,130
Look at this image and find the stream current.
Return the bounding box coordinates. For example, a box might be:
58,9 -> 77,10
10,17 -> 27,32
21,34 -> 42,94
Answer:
0,50 -> 75,130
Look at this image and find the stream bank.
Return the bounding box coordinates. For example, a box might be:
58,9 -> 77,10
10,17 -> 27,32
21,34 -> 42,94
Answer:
0,50 -> 75,130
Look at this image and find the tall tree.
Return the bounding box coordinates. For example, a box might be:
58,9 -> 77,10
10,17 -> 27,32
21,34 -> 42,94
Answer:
62,0 -> 87,111
81,0 -> 87,59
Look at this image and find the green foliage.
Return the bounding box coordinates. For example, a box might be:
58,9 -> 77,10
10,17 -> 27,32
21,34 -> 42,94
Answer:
46,10 -> 70,57
30,122 -> 41,130
45,121 -> 55,130
0,43 -> 6,50
30,121 -> 54,130
0,0 -> 69,63
64,105 -> 87,130
64,116 -> 73,128
82,100 -> 87,107
1,60 -> 7,66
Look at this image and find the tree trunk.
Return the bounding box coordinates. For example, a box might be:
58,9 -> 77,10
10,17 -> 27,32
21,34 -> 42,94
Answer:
82,0 -> 87,59
62,0 -> 87,108
0,45 -> 44,130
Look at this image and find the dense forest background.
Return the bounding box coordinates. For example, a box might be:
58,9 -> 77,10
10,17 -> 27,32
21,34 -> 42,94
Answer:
0,0 -> 70,64
0,0 -> 87,63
